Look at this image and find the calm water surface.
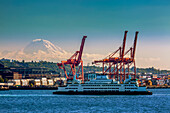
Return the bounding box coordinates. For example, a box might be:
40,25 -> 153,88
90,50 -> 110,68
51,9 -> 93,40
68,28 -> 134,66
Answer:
0,89 -> 170,113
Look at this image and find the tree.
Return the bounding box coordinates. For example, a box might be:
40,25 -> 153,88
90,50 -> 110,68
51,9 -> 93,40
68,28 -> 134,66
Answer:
0,77 -> 4,83
22,60 -> 25,63
4,78 -> 8,83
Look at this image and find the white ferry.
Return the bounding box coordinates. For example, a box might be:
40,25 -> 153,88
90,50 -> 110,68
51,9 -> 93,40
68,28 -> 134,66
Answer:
53,75 -> 152,95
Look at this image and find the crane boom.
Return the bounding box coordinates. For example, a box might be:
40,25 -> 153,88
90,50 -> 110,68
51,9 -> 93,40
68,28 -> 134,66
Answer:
77,36 -> 87,63
132,31 -> 139,60
121,31 -> 128,59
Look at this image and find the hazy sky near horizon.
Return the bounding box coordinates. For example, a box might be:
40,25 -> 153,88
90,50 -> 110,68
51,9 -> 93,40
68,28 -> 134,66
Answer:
0,0 -> 170,69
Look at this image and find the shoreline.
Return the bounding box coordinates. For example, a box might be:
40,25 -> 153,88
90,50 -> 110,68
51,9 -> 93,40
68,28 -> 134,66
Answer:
10,86 -> 170,90
147,86 -> 170,89
1,86 -> 170,90
8,86 -> 58,90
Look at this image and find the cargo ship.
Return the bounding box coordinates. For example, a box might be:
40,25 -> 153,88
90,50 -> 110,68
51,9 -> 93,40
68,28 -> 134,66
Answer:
53,75 -> 152,95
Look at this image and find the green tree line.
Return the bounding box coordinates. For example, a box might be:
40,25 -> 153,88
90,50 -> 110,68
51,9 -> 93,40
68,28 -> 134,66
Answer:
0,60 -> 170,74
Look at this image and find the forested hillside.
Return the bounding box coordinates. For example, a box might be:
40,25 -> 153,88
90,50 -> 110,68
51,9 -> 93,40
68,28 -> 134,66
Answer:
0,60 -> 169,74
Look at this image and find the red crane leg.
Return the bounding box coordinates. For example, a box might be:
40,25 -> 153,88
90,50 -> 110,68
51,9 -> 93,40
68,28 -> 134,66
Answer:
104,62 -> 114,75
70,64 -> 75,77
73,68 -> 75,77
68,66 -> 72,76
116,63 -> 119,81
113,64 -> 115,79
109,63 -> 111,75
81,61 -> 84,83
103,62 -> 105,74
128,63 -> 130,79
62,61 -> 68,79
123,63 -> 126,81
119,63 -> 122,82
134,60 -> 136,79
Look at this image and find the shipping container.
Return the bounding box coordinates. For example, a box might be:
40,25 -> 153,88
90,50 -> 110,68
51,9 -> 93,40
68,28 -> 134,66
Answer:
21,79 -> 28,86
13,79 -> 21,86
34,79 -> 41,86
41,80 -> 47,86
48,79 -> 54,86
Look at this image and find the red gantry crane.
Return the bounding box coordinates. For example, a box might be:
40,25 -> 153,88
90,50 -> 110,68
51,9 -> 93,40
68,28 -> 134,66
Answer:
92,31 -> 128,80
92,31 -> 139,82
57,36 -> 87,83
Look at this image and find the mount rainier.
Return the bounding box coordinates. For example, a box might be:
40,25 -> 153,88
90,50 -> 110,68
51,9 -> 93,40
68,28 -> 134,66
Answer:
0,39 -> 104,64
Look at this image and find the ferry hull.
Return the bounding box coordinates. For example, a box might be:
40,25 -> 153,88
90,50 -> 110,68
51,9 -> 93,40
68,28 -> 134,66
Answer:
53,91 -> 152,95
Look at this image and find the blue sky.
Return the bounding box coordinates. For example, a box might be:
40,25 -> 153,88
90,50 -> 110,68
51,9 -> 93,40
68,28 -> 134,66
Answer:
0,0 -> 170,69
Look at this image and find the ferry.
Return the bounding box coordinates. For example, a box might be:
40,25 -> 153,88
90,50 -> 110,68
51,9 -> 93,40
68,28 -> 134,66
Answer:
53,75 -> 152,95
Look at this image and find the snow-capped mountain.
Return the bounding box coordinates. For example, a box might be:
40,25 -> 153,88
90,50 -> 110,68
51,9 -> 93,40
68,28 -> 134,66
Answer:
0,38 -> 104,64
23,39 -> 66,55
0,39 -> 68,61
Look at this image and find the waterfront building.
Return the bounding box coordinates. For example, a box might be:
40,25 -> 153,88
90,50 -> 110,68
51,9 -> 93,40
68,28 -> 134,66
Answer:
48,79 -> 54,86
21,79 -> 29,86
34,79 -> 41,86
13,79 -> 21,86
41,78 -> 47,86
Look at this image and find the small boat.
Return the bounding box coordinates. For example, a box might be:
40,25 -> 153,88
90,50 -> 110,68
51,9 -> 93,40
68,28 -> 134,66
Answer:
0,86 -> 9,91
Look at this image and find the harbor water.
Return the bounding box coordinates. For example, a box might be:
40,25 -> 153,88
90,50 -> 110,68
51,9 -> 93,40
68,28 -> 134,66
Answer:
0,89 -> 170,113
